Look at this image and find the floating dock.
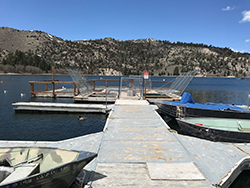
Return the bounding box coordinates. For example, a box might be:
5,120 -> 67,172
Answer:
5,98 -> 250,187
12,102 -> 114,113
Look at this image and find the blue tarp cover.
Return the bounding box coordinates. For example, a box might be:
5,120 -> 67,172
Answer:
162,92 -> 250,113
180,92 -> 195,104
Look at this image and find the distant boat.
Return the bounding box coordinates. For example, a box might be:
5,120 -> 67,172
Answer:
155,92 -> 250,119
176,117 -> 250,143
0,147 -> 97,188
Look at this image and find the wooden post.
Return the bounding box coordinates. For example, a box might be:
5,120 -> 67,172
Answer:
93,81 -> 96,91
87,68 -> 89,81
30,83 -> 34,96
144,68 -> 147,100
52,66 -> 55,97
74,83 -> 76,95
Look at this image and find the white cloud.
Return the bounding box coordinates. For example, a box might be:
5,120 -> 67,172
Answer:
222,6 -> 235,11
240,10 -> 250,23
246,39 -> 250,42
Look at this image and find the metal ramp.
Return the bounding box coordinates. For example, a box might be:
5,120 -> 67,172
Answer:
154,70 -> 197,97
66,68 -> 93,96
172,70 -> 197,95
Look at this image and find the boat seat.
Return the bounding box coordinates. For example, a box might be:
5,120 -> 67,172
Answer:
0,166 -> 14,183
239,128 -> 250,132
0,163 -> 39,185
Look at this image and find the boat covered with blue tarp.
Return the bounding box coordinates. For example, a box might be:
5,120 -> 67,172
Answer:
155,92 -> 250,119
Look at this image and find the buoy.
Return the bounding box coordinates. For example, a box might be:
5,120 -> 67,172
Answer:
1,81 -> 3,83
3,90 -> 7,93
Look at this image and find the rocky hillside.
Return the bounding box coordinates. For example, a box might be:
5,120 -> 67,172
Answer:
1,27 -> 250,77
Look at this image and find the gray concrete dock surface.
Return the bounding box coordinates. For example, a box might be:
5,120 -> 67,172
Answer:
3,98 -> 250,187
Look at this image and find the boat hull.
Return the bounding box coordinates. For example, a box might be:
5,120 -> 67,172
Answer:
157,102 -> 250,119
176,118 -> 250,143
0,147 -> 97,188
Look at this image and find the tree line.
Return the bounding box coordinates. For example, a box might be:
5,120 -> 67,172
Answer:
0,50 -> 62,74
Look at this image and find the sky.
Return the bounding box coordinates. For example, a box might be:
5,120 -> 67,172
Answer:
0,0 -> 250,53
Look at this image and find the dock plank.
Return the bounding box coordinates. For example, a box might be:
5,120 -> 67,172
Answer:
92,163 -> 212,188
91,100 -> 212,187
175,134 -> 248,185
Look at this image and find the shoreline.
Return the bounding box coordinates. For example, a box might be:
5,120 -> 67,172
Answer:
0,73 -> 246,78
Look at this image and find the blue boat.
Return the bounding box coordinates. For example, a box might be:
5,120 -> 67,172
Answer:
155,92 -> 250,119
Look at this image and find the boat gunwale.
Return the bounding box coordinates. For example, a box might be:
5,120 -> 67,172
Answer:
176,117 -> 250,134
159,101 -> 249,113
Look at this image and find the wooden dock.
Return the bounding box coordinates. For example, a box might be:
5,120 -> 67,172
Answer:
4,97 -> 250,187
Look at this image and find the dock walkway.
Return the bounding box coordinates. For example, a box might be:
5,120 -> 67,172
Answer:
91,99 -> 213,187
3,98 -> 250,187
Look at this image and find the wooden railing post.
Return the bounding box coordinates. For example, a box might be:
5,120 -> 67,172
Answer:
52,66 -> 55,97
74,83 -> 76,95
30,83 -> 34,96
93,81 -> 96,90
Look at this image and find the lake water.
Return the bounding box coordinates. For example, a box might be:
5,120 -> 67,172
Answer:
0,75 -> 107,141
1,75 -> 250,141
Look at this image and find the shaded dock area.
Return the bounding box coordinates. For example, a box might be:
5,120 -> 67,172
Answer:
4,98 -> 250,187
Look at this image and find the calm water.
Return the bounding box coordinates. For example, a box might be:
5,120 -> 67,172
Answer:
1,75 -> 250,141
0,75 -> 107,141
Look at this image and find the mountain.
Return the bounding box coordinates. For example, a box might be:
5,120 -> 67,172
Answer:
0,27 -> 250,77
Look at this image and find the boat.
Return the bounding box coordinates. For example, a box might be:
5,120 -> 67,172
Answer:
176,117 -> 250,142
155,92 -> 250,119
0,147 -> 97,188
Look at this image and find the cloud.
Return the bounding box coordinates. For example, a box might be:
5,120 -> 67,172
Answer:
240,10 -> 250,23
222,6 -> 235,11
246,39 -> 250,42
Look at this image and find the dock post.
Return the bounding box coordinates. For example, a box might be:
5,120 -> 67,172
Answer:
74,84 -> 76,95
30,83 -> 34,96
52,66 -> 55,97
87,68 -> 89,81
144,68 -> 148,100
93,81 -> 96,91
106,85 -> 107,110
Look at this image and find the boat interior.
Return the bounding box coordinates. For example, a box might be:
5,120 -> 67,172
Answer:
0,147 -> 79,185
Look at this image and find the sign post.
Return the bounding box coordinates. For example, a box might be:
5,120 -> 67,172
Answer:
144,69 -> 148,100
